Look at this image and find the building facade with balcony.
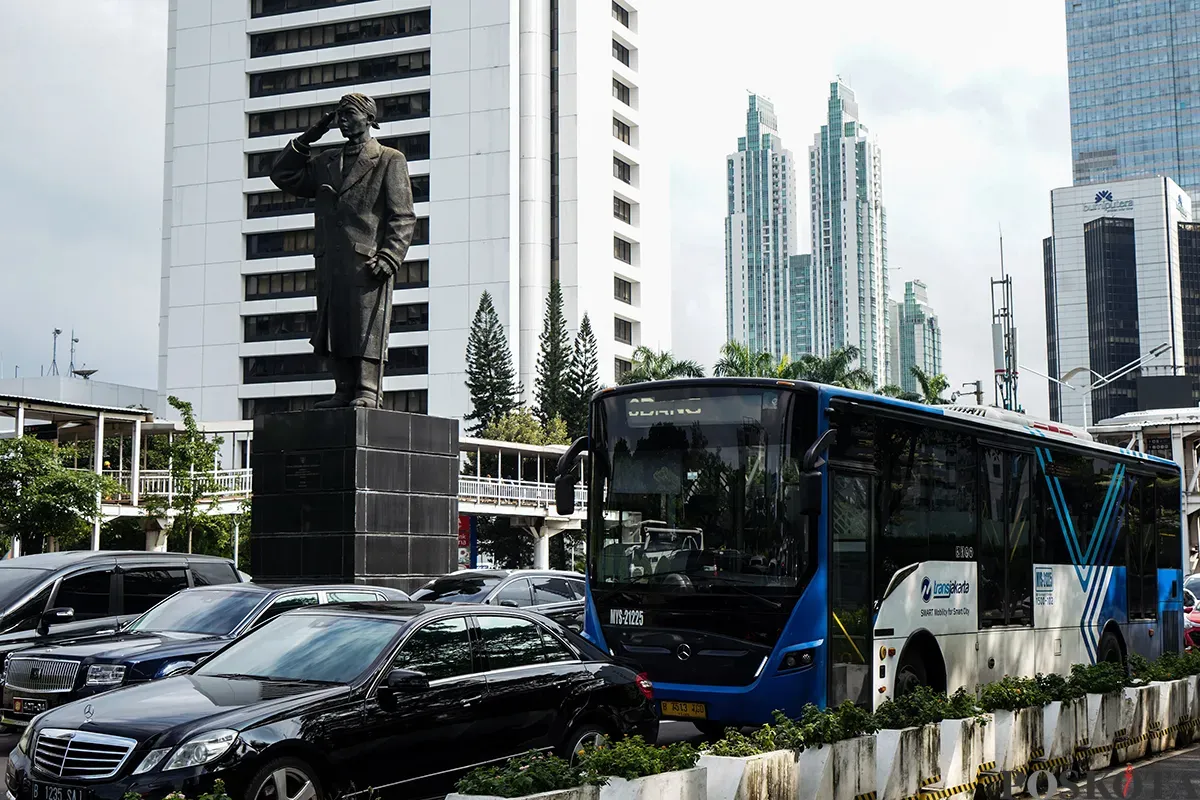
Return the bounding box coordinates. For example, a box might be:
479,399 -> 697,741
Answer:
159,0 -> 670,423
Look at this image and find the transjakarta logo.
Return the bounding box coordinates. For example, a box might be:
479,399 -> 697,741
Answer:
921,576 -> 970,604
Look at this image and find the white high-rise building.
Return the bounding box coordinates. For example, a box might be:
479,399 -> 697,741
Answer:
809,79 -> 888,385
159,0 -> 669,422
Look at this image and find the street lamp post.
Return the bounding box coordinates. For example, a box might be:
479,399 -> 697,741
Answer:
1020,342 -> 1171,429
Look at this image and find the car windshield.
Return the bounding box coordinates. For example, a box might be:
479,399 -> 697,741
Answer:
128,589 -> 264,636
0,567 -> 51,611
411,575 -> 503,603
195,613 -> 404,683
0,567 -> 54,634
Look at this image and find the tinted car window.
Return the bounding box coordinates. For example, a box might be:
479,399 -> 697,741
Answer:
197,613 -> 404,683
129,589 -> 264,636
56,570 -> 112,619
476,615 -> 557,670
531,577 -> 574,606
191,561 -> 240,586
391,617 -> 474,680
0,586 -> 52,634
327,591 -> 384,603
411,575 -> 503,603
123,569 -> 190,614
494,579 -> 533,608
568,579 -> 586,600
255,593 -> 320,625
0,567 -> 53,612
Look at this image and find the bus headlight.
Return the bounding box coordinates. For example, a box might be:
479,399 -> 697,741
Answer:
778,648 -> 815,673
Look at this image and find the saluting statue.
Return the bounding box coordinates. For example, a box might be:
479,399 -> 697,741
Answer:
269,93 -> 416,409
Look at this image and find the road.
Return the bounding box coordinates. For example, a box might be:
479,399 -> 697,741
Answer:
0,732 -> 15,788
657,720 -> 705,745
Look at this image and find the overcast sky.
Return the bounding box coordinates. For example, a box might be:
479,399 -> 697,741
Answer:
0,1 -> 1069,416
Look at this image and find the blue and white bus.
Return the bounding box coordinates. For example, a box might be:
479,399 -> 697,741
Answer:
553,379 -> 1185,731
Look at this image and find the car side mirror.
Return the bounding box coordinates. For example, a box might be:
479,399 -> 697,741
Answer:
498,599 -> 519,608
385,668 -> 429,694
37,607 -> 74,637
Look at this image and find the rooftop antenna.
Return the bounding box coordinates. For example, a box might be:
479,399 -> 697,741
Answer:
73,368 -> 98,381
69,330 -> 79,376
990,225 -> 1020,411
50,329 -> 62,376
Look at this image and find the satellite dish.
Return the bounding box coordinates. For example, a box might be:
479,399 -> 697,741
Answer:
73,369 -> 98,380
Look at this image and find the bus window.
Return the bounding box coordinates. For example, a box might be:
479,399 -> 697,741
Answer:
981,449 -> 1032,627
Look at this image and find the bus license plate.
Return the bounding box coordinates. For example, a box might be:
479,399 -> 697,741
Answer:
14,698 -> 47,714
609,609 -> 643,626
661,701 -> 707,720
33,783 -> 88,800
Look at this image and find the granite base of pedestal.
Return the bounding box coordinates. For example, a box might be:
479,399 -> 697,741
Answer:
250,408 -> 458,592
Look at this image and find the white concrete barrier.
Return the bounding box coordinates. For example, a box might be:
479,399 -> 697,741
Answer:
698,750 -> 795,800
1161,679 -> 1190,750
448,789 -> 600,800
931,715 -> 994,797
600,767 -> 707,800
1041,697 -> 1088,772
1083,691 -> 1123,770
795,735 -> 876,800
1117,683 -> 1165,761
993,706 -> 1044,781
875,725 -> 939,800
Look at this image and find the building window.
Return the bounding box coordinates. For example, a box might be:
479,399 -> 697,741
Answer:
614,318 -> 633,345
243,304 -> 427,341
250,10 -> 431,57
250,51 -> 431,98
243,389 -> 427,418
245,270 -> 316,301
614,357 -> 632,380
252,0 -> 356,17
244,347 -> 428,383
613,118 -> 631,144
613,196 -> 631,223
246,229 -> 315,260
613,156 -> 632,184
391,302 -> 429,332
612,78 -> 630,105
249,92 -> 430,138
247,134 -> 430,178
612,1 -> 630,27
612,39 -> 630,66
614,276 -> 632,304
395,259 -> 430,289
613,236 -> 632,264
247,190 -> 314,219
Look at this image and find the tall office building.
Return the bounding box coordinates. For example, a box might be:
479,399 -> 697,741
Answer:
789,254 -> 812,357
896,280 -> 942,395
159,0 -> 670,422
886,297 -> 901,387
1066,1 -> 1200,205
809,80 -> 888,385
1043,176 -> 1193,426
725,95 -> 798,358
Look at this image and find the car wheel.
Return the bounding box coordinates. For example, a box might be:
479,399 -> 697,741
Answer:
246,757 -> 322,800
562,723 -> 609,765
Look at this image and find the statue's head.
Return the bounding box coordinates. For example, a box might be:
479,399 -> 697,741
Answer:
336,93 -> 380,139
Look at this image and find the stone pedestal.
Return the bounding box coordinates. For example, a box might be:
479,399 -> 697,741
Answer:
250,408 -> 458,592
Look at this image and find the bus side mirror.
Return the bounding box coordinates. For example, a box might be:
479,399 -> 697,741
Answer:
554,436 -> 589,517
786,472 -> 823,518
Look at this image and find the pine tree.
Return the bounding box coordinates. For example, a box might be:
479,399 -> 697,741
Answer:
534,280 -> 573,426
565,314 -> 600,439
464,291 -> 522,435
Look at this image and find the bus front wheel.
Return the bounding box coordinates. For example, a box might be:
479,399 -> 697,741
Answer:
1098,630 -> 1124,666
894,652 -> 928,697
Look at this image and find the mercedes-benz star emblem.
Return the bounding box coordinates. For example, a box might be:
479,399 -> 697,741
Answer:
676,644 -> 691,662
83,703 -> 94,722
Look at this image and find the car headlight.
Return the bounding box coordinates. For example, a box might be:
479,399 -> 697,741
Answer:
163,729 -> 238,771
132,747 -> 172,775
16,723 -> 34,755
86,664 -> 126,686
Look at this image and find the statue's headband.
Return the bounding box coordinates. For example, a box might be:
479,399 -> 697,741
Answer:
340,93 -> 380,129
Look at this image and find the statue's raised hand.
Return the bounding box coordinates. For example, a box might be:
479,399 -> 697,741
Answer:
297,111 -> 336,146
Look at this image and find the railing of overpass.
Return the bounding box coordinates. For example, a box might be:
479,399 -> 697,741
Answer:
458,475 -> 587,511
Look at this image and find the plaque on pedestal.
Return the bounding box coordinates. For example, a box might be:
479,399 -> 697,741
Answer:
250,408 -> 458,592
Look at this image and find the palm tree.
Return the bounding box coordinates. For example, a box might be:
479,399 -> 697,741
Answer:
878,384 -> 922,403
782,346 -> 875,390
713,342 -> 777,378
910,366 -> 950,404
618,347 -> 706,385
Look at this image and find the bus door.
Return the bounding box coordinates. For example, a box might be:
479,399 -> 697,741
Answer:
829,469 -> 874,707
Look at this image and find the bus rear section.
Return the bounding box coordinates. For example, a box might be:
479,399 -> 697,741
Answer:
580,382 -> 827,728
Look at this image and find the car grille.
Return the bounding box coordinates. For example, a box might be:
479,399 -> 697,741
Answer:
33,729 -> 137,780
6,658 -> 79,693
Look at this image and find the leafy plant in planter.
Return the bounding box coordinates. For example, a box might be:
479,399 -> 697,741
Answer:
454,752 -> 601,798
579,736 -> 698,780
1036,671 -> 1084,702
1067,662 -> 1125,695
796,701 -> 879,748
980,675 -> 1051,712
875,685 -> 951,729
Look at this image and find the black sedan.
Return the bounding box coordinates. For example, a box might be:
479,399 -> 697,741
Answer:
411,569 -> 586,632
1,583 -> 406,726
5,603 -> 658,800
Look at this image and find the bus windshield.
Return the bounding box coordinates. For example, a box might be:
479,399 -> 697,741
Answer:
591,387 -> 813,597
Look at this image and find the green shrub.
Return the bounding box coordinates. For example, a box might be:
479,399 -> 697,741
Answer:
578,736 -> 698,781
874,685 -> 951,729
980,676 -> 1051,712
706,728 -> 777,758
454,752 -> 600,798
943,687 -> 986,722
796,701 -> 879,748
1036,671 -> 1084,702
1066,662 -> 1125,695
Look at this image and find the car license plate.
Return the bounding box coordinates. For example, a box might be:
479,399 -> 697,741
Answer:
661,701 -> 707,720
33,783 -> 87,800
13,698 -> 47,715
608,608 -> 643,626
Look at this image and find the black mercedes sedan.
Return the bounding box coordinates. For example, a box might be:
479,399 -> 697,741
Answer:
1,583 -> 406,727
411,569 -> 586,632
5,603 -> 657,800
